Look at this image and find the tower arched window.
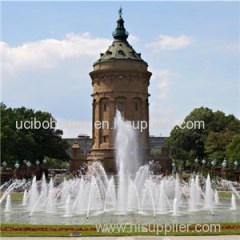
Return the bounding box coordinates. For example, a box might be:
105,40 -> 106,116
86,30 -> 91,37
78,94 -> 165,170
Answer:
133,97 -> 142,112
104,103 -> 107,111
135,103 -> 138,111
100,97 -> 109,112
115,97 -> 127,115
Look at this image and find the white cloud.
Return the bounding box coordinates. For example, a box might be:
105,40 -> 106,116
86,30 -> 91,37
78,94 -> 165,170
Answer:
151,69 -> 173,100
223,43 -> 240,51
148,69 -> 178,136
1,33 -> 112,137
1,33 -> 111,74
128,34 -> 139,44
146,35 -> 194,52
56,118 -> 92,137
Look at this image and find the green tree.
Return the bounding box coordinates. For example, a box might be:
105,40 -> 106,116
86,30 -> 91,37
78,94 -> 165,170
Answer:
167,107 -> 215,166
226,134 -> 240,167
1,103 -> 70,167
167,107 -> 240,168
205,131 -> 235,161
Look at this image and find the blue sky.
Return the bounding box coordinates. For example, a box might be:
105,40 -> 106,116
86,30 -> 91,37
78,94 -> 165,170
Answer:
1,1 -> 240,137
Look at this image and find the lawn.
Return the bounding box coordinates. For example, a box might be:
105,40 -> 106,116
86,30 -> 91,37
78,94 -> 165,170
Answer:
1,191 -> 236,202
1,223 -> 240,237
0,192 -> 23,201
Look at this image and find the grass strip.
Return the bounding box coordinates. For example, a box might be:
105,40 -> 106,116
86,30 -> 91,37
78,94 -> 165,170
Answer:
1,223 -> 240,237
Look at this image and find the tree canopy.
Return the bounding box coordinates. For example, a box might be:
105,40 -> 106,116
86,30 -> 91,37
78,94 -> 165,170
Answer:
166,107 -> 240,167
226,134 -> 240,167
1,103 -> 69,167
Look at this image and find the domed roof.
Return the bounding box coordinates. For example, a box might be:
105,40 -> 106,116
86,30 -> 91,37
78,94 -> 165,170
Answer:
96,40 -> 143,62
94,8 -> 146,65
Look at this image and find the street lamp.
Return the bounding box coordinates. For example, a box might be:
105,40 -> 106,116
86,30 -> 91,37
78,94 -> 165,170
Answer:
66,163 -> 70,169
222,159 -> 227,167
201,159 -> 206,174
193,158 -> 199,174
43,159 -> 47,164
211,159 -> 216,167
2,161 -> 7,167
15,161 -> 20,169
66,163 -> 70,173
172,162 -> 176,173
222,161 -> 227,169
35,160 -> 40,166
26,161 -> 31,167
234,160 -> 239,169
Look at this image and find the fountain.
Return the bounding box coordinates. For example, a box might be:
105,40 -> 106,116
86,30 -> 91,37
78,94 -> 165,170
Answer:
204,174 -> 214,211
22,189 -> 28,206
115,111 -> 140,175
189,175 -> 202,211
115,111 -> 139,214
64,194 -> 71,217
195,175 -> 201,206
189,177 -> 197,211
4,194 -> 12,212
172,198 -> 178,216
0,111 -> 240,224
104,176 -> 116,212
174,174 -> 181,202
0,179 -> 26,204
87,176 -> 104,218
73,178 -> 89,215
231,194 -> 237,210
39,174 -> 48,208
158,180 -> 169,214
46,178 -> 56,213
28,176 -> 39,211
60,178 -> 69,204
214,190 -> 219,205
141,178 -> 156,217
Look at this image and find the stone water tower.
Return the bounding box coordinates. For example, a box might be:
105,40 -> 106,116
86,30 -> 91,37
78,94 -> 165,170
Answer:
87,8 -> 152,172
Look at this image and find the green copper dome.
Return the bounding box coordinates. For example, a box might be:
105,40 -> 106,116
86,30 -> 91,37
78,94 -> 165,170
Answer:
94,8 -> 146,65
112,7 -> 129,41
